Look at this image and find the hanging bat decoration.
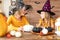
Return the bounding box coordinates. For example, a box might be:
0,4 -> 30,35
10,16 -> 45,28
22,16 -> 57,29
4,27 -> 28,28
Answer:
34,1 -> 40,4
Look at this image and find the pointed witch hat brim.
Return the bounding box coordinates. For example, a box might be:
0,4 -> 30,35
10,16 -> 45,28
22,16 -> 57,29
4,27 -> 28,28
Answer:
37,10 -> 55,16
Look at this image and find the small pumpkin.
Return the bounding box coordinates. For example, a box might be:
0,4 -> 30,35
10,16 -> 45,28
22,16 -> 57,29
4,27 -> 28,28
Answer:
23,25 -> 34,32
41,28 -> 48,34
32,27 -> 42,33
6,33 -> 12,38
46,27 -> 53,32
40,31 -> 43,36
15,31 -> 22,38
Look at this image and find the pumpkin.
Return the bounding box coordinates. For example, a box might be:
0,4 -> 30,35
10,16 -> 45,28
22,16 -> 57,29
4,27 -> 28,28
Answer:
23,25 -> 34,32
46,27 -> 53,32
41,28 -> 48,34
32,27 -> 42,33
15,31 -> 22,37
0,14 -> 7,37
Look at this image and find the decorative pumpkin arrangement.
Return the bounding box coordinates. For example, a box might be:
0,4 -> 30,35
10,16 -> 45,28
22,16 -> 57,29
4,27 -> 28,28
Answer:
6,30 -> 22,38
32,27 -> 54,35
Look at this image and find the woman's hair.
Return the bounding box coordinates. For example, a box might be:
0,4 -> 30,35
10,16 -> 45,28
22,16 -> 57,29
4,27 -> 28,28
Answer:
19,5 -> 33,12
12,8 -> 18,15
12,5 -> 33,15
24,5 -> 33,11
0,12 -> 6,16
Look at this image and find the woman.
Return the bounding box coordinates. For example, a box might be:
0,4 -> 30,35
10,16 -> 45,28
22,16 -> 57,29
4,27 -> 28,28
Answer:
7,5 -> 32,32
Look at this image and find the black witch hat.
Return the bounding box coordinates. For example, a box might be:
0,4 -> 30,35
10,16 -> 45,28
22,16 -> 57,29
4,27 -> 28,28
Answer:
37,0 -> 55,16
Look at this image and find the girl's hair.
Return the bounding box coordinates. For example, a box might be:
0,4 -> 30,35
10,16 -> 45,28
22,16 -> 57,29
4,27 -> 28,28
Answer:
45,12 -> 50,18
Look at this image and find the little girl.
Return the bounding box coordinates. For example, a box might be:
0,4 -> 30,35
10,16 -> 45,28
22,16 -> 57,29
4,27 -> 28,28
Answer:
32,0 -> 55,34
37,10 -> 55,28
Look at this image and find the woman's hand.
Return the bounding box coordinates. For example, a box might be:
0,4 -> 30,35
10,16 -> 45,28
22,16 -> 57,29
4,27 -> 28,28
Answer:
36,24 -> 40,27
17,27 -> 23,32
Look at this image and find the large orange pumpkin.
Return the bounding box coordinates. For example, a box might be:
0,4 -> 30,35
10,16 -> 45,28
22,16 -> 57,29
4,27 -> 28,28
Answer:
0,13 -> 7,37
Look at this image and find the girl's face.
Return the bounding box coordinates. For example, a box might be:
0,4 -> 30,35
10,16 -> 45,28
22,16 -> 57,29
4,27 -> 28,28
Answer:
40,11 -> 50,19
40,11 -> 46,19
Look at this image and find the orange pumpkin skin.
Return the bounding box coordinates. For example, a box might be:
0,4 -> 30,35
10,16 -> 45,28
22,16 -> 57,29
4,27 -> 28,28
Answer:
0,14 -> 7,37
40,32 -> 43,36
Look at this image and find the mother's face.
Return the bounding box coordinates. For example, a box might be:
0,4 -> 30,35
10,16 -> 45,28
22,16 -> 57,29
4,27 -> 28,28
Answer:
14,11 -> 21,18
20,7 -> 27,16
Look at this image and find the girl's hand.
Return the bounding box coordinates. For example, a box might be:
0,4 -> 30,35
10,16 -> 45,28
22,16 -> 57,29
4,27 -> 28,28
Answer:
36,24 -> 40,27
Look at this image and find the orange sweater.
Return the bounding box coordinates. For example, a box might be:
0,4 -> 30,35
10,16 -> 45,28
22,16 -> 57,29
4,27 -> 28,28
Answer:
7,15 -> 29,31
39,18 -> 55,28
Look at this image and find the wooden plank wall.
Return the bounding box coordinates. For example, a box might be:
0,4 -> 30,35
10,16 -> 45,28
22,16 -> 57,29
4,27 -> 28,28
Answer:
23,0 -> 60,26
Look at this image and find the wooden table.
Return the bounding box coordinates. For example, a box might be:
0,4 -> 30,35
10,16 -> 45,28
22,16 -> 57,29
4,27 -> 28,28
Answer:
0,32 -> 60,40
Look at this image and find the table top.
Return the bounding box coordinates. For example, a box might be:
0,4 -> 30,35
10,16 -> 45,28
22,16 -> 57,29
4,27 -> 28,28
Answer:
0,32 -> 60,40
